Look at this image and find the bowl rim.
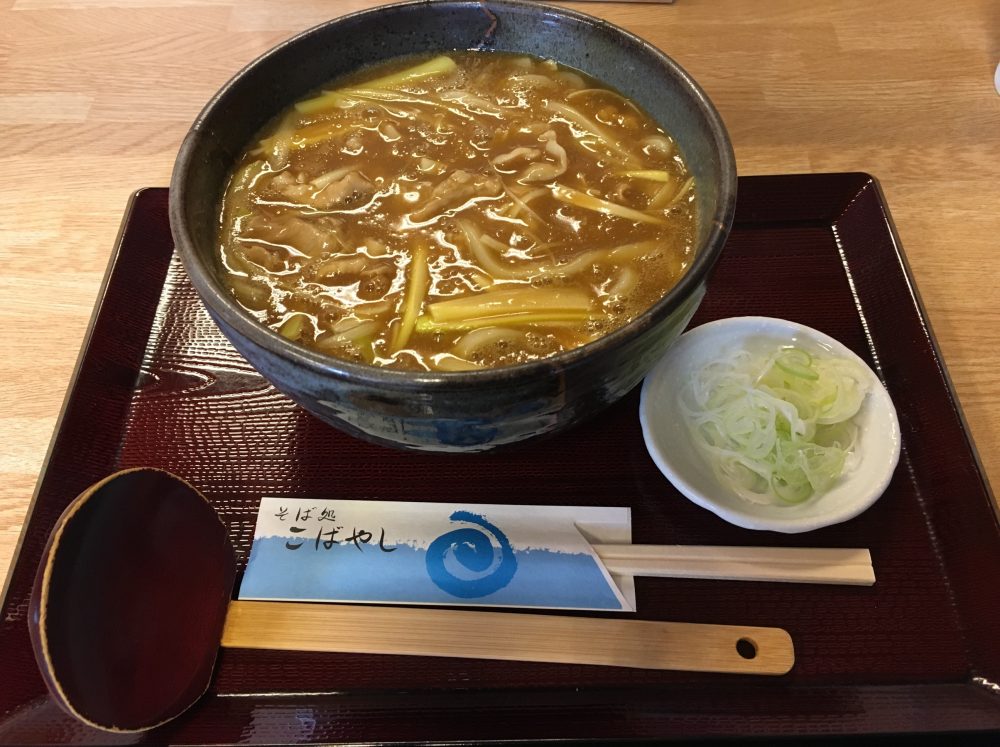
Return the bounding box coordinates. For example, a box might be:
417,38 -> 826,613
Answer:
639,316 -> 903,533
169,0 -> 737,388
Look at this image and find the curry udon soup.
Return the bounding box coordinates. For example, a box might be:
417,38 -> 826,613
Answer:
217,52 -> 697,372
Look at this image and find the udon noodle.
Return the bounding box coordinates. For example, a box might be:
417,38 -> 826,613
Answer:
217,52 -> 697,371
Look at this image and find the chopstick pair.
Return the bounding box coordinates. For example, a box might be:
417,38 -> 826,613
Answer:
593,545 -> 875,586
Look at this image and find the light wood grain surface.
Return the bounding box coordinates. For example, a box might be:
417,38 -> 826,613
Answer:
1,0 -> 999,586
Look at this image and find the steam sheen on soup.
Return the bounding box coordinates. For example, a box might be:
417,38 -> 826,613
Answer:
217,52 -> 697,371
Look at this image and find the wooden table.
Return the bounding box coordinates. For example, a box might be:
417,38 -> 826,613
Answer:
2,0 -> 998,584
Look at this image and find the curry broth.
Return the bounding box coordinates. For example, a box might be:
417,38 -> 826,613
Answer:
217,52 -> 697,371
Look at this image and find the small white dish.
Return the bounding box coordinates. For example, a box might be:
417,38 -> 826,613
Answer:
639,316 -> 901,533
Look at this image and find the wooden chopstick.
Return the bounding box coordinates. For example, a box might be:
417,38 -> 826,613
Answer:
593,545 -> 875,586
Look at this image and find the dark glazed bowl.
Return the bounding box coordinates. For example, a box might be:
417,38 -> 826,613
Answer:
169,0 -> 737,452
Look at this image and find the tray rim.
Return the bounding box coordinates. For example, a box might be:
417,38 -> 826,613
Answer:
4,175 -> 1000,742
860,176 -> 998,522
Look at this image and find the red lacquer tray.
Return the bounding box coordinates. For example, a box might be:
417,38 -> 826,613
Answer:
2,174 -> 999,744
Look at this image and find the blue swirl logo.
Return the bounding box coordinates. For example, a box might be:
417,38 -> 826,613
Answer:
425,511 -> 517,598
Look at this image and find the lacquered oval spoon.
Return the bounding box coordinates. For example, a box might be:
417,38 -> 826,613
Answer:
30,468 -> 795,733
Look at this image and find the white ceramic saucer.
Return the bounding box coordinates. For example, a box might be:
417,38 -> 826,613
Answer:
639,316 -> 901,533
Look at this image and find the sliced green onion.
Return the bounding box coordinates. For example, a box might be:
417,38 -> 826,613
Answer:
774,346 -> 819,380
678,344 -> 872,506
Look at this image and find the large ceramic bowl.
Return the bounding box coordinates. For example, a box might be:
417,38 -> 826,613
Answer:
169,0 -> 737,452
